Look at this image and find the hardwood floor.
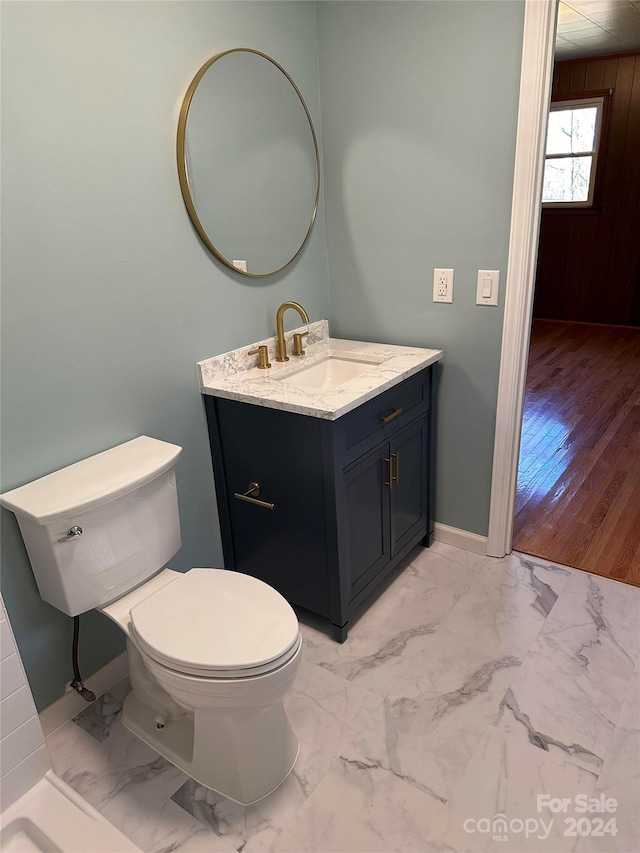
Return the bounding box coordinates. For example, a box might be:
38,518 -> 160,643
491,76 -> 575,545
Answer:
513,319 -> 640,587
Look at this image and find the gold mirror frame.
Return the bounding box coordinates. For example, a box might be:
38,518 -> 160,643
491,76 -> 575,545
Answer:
176,48 -> 321,279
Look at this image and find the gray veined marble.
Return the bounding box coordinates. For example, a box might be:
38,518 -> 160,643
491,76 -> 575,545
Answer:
45,544 -> 640,853
498,688 -> 604,772
307,546 -> 570,702
301,542 -> 483,688
574,666 -> 640,853
432,656 -> 523,723
498,569 -> 640,776
197,320 -> 330,386
197,319 -> 442,420
579,574 -> 638,671
321,621 -> 439,684
335,648 -> 524,805
514,553 -> 572,618
170,776 -> 307,853
271,755 -> 444,853
72,679 -> 130,743
426,718 -> 600,853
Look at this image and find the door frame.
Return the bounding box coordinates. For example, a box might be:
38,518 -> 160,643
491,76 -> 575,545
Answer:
486,0 -> 558,557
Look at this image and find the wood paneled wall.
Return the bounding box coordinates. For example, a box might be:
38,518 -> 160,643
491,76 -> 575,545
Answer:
533,53 -> 640,326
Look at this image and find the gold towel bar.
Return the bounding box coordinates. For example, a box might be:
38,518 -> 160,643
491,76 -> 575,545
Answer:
233,482 -> 276,511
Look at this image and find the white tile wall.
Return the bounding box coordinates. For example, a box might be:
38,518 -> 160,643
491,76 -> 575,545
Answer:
0,596 -> 51,810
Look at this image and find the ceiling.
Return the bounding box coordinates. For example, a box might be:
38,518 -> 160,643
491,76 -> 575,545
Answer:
556,0 -> 640,58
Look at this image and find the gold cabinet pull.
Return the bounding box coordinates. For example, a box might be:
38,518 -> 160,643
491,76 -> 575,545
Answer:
384,458 -> 393,489
380,407 -> 403,424
391,452 -> 400,484
233,482 -> 276,511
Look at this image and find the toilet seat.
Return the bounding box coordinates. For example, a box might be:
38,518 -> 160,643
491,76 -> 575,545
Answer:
129,568 -> 300,679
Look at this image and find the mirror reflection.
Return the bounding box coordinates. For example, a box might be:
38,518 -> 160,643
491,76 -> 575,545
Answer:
177,49 -> 320,278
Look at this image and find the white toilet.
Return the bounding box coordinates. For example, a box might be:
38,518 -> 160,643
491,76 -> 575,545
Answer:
0,436 -> 302,805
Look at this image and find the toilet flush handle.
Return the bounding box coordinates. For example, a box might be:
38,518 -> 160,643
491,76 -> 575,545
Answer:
58,525 -> 83,543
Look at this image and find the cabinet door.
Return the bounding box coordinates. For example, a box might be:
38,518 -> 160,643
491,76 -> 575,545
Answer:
213,398 -> 331,618
389,416 -> 429,556
342,444 -> 391,601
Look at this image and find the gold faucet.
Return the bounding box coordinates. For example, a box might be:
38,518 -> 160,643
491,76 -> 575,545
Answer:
275,301 -> 310,362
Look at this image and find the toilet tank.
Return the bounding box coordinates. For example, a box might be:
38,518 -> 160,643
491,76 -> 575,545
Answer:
0,436 -> 182,616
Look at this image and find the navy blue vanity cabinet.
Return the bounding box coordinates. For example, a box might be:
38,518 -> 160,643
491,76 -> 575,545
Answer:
204,365 -> 434,642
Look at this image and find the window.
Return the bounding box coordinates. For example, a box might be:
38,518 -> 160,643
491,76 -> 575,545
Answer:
542,93 -> 608,208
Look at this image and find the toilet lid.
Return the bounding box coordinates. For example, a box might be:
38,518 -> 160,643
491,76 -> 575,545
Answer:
129,569 -> 300,676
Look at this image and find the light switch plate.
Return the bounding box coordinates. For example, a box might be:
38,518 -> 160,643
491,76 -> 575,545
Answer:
232,260 -> 248,272
476,269 -> 499,306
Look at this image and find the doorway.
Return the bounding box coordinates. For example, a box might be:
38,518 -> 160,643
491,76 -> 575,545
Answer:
513,320 -> 640,585
487,0 -> 640,585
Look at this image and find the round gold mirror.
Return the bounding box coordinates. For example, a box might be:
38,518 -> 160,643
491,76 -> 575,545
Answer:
177,48 -> 320,278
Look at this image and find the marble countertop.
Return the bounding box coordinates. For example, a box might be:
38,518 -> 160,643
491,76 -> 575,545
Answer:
197,320 -> 442,420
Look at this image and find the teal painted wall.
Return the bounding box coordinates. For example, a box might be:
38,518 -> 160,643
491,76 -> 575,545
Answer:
0,1 -> 329,710
1,0 -> 527,712
317,0 -> 525,535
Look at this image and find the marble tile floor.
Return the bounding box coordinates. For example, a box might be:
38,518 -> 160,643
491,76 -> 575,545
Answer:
46,542 -> 640,853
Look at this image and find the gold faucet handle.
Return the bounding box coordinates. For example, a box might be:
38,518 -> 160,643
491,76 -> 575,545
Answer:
292,331 -> 309,357
248,345 -> 271,369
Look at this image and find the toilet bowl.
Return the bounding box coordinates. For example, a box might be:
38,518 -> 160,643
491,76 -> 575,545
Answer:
0,436 -> 302,805
101,567 -> 302,805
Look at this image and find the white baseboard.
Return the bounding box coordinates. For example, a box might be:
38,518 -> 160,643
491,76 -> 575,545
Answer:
39,651 -> 129,737
433,523 -> 488,556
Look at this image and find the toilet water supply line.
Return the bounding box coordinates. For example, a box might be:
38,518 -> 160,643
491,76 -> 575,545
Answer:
71,615 -> 96,702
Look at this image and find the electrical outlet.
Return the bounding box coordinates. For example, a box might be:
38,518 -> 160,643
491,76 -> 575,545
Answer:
433,268 -> 453,303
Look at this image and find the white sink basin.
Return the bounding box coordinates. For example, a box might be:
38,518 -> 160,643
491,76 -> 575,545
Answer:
278,355 -> 383,391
